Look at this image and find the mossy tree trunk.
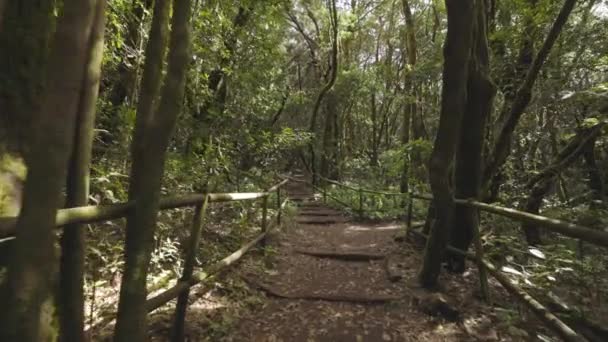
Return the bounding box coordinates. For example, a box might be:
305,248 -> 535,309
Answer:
0,0 -> 98,340
128,0 -> 171,199
418,0 -> 475,289
58,1 -> 106,341
113,0 -> 191,340
0,0 -> 54,155
448,1 -> 496,273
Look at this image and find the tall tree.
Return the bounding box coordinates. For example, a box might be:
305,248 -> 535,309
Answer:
58,0 -> 107,340
400,0 -> 418,194
448,0 -> 496,272
418,0 -> 476,288
113,0 -> 191,340
0,0 -> 98,340
309,0 -> 339,184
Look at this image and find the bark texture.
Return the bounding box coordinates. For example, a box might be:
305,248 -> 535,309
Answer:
58,2 -> 107,341
113,0 -> 191,340
0,0 -> 54,155
0,0 -> 98,340
418,0 -> 475,288
449,1 -> 496,272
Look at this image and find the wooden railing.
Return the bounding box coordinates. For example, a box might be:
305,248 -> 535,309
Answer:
312,175 -> 409,219
307,176 -> 606,342
0,178 -> 290,340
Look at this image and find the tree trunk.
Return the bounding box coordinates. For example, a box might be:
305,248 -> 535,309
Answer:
583,139 -> 604,202
483,0 -> 578,201
449,1 -> 496,273
521,123 -> 604,245
321,91 -> 339,179
309,0 -> 338,185
400,101 -> 411,195
113,0 -> 191,340
0,0 -> 54,156
418,0 -> 475,289
0,0 -> 98,340
58,2 -> 106,341
400,0 -> 419,187
128,0 -> 171,200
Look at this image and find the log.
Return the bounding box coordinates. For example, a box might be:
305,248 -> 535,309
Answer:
266,179 -> 289,194
454,198 -> 608,248
0,180 -> 289,239
481,259 -> 586,342
242,276 -> 401,303
407,194 -> 608,248
293,248 -> 385,261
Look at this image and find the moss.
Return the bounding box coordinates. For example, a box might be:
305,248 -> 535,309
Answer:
0,153 -> 26,216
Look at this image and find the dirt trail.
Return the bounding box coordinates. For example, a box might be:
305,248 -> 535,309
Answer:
225,172 -> 487,342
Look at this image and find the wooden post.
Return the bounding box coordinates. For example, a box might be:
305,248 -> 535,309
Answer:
276,188 -> 282,225
172,195 -> 209,342
358,188 -> 364,219
473,220 -> 490,302
323,187 -> 327,203
406,195 -> 413,238
261,195 -> 268,245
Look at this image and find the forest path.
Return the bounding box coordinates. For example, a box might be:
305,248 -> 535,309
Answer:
225,172 -> 488,342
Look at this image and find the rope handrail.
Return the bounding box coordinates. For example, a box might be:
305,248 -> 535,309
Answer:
0,178 -> 289,239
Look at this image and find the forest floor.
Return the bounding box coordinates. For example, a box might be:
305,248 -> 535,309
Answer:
141,173 -> 565,341
220,175 -> 501,341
